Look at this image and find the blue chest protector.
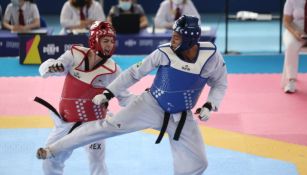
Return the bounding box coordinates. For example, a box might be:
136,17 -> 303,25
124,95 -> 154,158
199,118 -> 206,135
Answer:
149,42 -> 216,113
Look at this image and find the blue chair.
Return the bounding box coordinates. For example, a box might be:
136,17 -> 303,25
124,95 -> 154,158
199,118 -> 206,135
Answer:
40,17 -> 47,28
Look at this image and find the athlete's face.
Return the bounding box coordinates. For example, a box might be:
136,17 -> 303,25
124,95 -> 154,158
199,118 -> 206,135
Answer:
170,32 -> 182,50
99,36 -> 115,55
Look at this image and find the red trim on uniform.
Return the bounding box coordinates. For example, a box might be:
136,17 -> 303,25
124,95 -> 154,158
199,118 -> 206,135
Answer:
71,45 -> 88,71
102,63 -> 117,73
90,63 -> 117,85
72,45 -> 87,55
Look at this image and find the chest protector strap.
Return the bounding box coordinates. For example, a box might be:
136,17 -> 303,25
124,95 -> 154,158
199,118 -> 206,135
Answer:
155,111 -> 187,144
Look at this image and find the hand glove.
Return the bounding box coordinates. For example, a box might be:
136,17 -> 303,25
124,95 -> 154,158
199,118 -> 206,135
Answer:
92,89 -> 114,105
39,59 -> 64,78
195,102 -> 212,121
48,62 -> 64,73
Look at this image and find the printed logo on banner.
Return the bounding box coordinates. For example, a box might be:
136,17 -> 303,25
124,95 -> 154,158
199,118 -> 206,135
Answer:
64,44 -> 73,51
23,35 -> 41,64
6,41 -> 19,48
20,35 -> 88,64
139,39 -> 153,47
64,44 -> 85,51
124,39 -> 137,47
43,44 -> 60,56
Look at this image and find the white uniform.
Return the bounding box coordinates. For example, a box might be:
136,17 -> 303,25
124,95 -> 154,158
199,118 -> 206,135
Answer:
60,1 -> 105,33
154,0 -> 201,29
39,46 -> 133,175
44,43 -> 227,175
3,1 -> 40,25
282,0 -> 307,87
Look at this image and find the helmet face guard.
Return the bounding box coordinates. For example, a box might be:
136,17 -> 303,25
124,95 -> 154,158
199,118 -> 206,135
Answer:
173,15 -> 201,52
89,21 -> 116,58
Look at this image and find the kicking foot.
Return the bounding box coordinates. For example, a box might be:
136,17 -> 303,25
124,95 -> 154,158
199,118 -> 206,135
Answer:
36,147 -> 53,159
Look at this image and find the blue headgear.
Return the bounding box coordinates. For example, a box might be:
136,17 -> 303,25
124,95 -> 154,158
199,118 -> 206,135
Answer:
173,15 -> 201,52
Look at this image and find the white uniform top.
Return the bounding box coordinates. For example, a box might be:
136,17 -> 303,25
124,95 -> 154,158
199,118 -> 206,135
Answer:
107,45 -> 227,111
39,50 -> 133,107
154,0 -> 201,28
3,2 -> 40,25
283,0 -> 306,32
60,1 -> 106,29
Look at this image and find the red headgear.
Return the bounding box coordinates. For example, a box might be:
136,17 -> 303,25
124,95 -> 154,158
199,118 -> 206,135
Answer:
89,21 -> 116,57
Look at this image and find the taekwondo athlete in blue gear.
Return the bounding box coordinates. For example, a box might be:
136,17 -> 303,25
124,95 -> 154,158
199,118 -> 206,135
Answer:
37,15 -> 228,175
150,15 -> 209,114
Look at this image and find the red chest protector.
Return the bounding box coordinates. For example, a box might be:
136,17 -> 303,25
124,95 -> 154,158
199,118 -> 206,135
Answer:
59,46 -> 117,122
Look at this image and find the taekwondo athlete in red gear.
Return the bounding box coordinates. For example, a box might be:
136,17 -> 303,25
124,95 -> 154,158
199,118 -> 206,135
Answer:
37,21 -> 134,175
37,15 -> 228,175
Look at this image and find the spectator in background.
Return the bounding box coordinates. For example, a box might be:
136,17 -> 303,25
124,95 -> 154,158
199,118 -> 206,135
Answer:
154,0 -> 200,29
106,0 -> 148,29
60,0 -> 105,33
282,0 -> 307,93
2,0 -> 40,32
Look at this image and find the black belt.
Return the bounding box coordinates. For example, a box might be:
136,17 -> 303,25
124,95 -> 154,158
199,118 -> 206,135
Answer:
34,96 -> 65,121
34,96 -> 82,134
155,111 -> 187,144
68,121 -> 82,134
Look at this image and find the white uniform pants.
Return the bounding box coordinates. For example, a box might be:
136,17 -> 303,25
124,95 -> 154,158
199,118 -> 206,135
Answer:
43,112 -> 108,175
49,91 -> 208,175
282,29 -> 306,87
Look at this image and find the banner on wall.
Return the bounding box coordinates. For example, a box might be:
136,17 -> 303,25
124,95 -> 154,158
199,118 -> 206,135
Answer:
19,28 -> 216,64
19,35 -> 88,64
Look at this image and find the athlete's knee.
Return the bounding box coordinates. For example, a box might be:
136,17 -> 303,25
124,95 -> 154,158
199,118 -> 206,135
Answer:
104,117 -> 131,131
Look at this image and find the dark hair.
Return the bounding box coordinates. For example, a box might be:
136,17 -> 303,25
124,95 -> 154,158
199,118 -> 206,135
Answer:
71,0 -> 92,8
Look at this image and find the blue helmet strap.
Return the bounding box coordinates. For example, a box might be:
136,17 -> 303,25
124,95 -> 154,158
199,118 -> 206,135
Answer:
176,35 -> 195,52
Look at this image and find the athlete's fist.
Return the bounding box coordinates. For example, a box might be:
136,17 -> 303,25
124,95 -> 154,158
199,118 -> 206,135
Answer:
48,62 -> 64,73
92,94 -> 108,105
39,59 -> 65,78
198,107 -> 211,121
92,89 -> 114,105
195,102 -> 212,121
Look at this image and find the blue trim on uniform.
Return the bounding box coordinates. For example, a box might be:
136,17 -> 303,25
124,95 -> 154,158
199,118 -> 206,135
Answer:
199,41 -> 217,50
158,43 -> 171,49
199,47 -> 216,50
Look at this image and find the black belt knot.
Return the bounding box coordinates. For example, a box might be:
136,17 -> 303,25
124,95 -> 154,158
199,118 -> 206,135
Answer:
155,111 -> 187,144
